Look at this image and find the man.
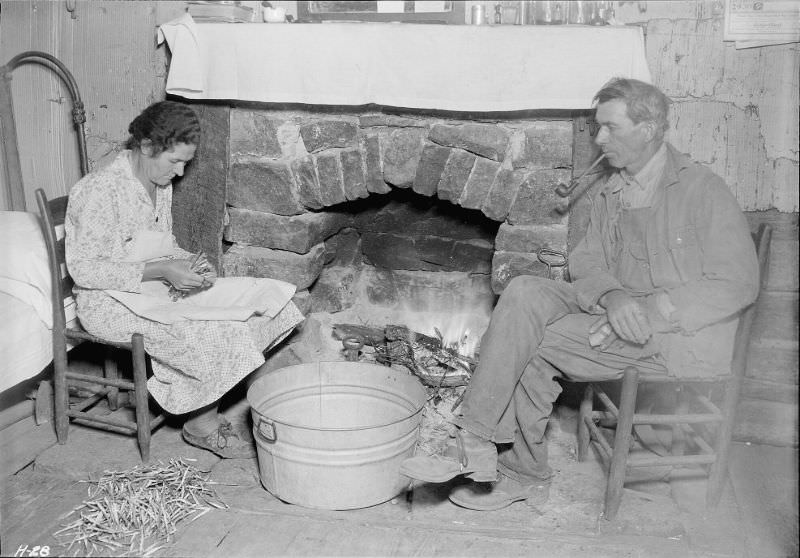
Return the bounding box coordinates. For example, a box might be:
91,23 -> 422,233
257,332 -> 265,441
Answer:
399,78 -> 759,511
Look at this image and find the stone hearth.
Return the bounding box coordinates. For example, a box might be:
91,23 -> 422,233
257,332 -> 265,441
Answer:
173,104 -> 599,323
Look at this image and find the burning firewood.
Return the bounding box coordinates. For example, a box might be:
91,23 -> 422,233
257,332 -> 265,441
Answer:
332,322 -> 475,388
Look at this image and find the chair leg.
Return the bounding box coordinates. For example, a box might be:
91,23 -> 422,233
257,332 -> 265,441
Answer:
578,384 -> 594,462
131,334 -> 151,462
104,346 -> 120,411
707,378 -> 742,508
53,341 -> 70,444
604,366 -> 639,520
671,386 -> 688,457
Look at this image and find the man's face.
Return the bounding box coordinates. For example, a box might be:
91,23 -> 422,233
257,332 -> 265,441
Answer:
594,99 -> 653,174
144,142 -> 196,187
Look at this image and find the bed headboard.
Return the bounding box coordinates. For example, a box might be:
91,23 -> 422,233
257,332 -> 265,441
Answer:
0,51 -> 89,211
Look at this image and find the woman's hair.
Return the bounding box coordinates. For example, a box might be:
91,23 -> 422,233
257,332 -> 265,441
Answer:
124,101 -> 201,154
593,78 -> 671,140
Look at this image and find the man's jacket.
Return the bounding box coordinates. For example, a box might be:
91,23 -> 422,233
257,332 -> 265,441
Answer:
569,143 -> 759,377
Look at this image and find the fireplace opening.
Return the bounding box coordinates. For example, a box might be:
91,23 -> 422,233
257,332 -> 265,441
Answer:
307,188 -> 500,355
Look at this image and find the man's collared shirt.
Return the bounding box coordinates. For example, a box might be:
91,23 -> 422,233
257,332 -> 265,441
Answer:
611,142 -> 668,209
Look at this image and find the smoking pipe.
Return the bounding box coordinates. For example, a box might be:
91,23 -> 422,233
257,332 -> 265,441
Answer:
555,154 -> 607,197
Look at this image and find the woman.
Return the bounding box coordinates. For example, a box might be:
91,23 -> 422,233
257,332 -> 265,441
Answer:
65,101 -> 304,458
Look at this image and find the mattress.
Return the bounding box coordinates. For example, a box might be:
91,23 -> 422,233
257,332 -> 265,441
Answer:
0,210 -> 78,394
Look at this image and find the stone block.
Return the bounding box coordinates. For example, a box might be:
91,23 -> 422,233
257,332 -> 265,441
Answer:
222,243 -> 325,291
507,169 -> 571,225
437,149 -> 475,203
460,157 -> 501,210
308,266 -> 359,314
360,267 -> 496,314
291,155 -> 324,210
448,239 -> 494,274
364,134 -> 391,194
315,151 -> 347,206
340,148 -> 370,200
230,109 -> 283,159
513,121 -> 573,169
228,160 -> 304,216
224,207 -> 352,254
361,232 -> 424,270
429,123 -> 510,162
359,114 -> 427,128
490,250 -> 549,293
173,104 -> 229,269
382,127 -> 426,188
324,228 -> 362,267
291,289 -> 312,316
299,120 -> 358,153
482,169 -> 524,222
413,143 -> 451,196
494,223 -> 568,252
360,199 -> 496,242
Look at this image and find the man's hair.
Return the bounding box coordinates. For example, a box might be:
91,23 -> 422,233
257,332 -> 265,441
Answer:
125,101 -> 201,154
593,78 -> 671,140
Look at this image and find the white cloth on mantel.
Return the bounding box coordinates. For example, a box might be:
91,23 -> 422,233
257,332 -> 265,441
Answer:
157,14 -> 651,111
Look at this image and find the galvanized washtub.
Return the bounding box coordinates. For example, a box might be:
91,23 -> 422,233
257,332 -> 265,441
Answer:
247,361 -> 426,510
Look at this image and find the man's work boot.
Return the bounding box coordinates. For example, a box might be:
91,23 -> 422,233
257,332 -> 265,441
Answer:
399,428 -> 497,483
448,470 -> 550,511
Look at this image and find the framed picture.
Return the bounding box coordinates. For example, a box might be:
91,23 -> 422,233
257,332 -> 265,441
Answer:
297,1 -> 465,24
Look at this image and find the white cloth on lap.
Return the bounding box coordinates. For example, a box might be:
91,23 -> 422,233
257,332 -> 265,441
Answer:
107,276 -> 296,324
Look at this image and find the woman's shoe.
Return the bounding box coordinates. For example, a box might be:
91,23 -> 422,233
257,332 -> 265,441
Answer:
182,418 -> 256,459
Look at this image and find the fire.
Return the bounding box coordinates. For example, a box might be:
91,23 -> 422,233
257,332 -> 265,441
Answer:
394,308 -> 489,358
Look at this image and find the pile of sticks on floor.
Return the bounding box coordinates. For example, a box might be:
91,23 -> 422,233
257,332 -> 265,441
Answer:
332,323 -> 475,388
54,458 -> 227,557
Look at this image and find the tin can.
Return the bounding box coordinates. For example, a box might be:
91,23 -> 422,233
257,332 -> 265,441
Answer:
471,4 -> 485,25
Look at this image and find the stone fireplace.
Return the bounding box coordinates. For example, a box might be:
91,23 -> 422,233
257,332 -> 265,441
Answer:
173,103 -> 600,347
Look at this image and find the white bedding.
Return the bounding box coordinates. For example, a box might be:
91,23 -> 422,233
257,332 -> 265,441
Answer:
0,210 -> 77,394
0,292 -> 77,393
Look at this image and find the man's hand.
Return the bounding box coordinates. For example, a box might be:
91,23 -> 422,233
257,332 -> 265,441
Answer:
599,290 -> 652,345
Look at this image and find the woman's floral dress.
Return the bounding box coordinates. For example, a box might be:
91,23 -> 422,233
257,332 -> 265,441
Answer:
65,152 -> 304,414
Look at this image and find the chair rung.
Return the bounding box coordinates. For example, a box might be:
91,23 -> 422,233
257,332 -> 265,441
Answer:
66,371 -> 135,390
71,391 -> 110,412
632,412 -> 722,425
591,384 -> 619,417
695,393 -> 720,414
584,414 -> 612,460
65,329 -> 133,350
682,423 -> 715,454
627,453 -> 716,468
68,410 -> 138,433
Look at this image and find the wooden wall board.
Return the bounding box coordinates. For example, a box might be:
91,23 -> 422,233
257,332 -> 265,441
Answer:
617,2 -> 799,213
0,0 -> 186,211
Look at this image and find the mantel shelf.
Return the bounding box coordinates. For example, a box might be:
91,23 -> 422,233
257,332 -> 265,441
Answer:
159,16 -> 651,111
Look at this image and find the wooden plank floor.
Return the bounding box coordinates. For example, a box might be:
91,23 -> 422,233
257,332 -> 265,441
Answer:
5,407 -> 796,558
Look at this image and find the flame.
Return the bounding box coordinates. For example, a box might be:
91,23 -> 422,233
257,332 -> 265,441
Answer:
393,306 -> 490,358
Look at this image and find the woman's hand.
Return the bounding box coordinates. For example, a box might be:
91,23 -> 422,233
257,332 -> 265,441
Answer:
598,290 -> 652,345
143,259 -> 205,291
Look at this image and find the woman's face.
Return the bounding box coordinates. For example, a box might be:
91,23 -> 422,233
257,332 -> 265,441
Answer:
143,142 -> 197,186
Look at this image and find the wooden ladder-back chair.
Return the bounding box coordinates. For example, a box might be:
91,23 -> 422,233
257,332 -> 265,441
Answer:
8,51 -> 165,461
36,189 -> 165,462
577,223 -> 773,520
